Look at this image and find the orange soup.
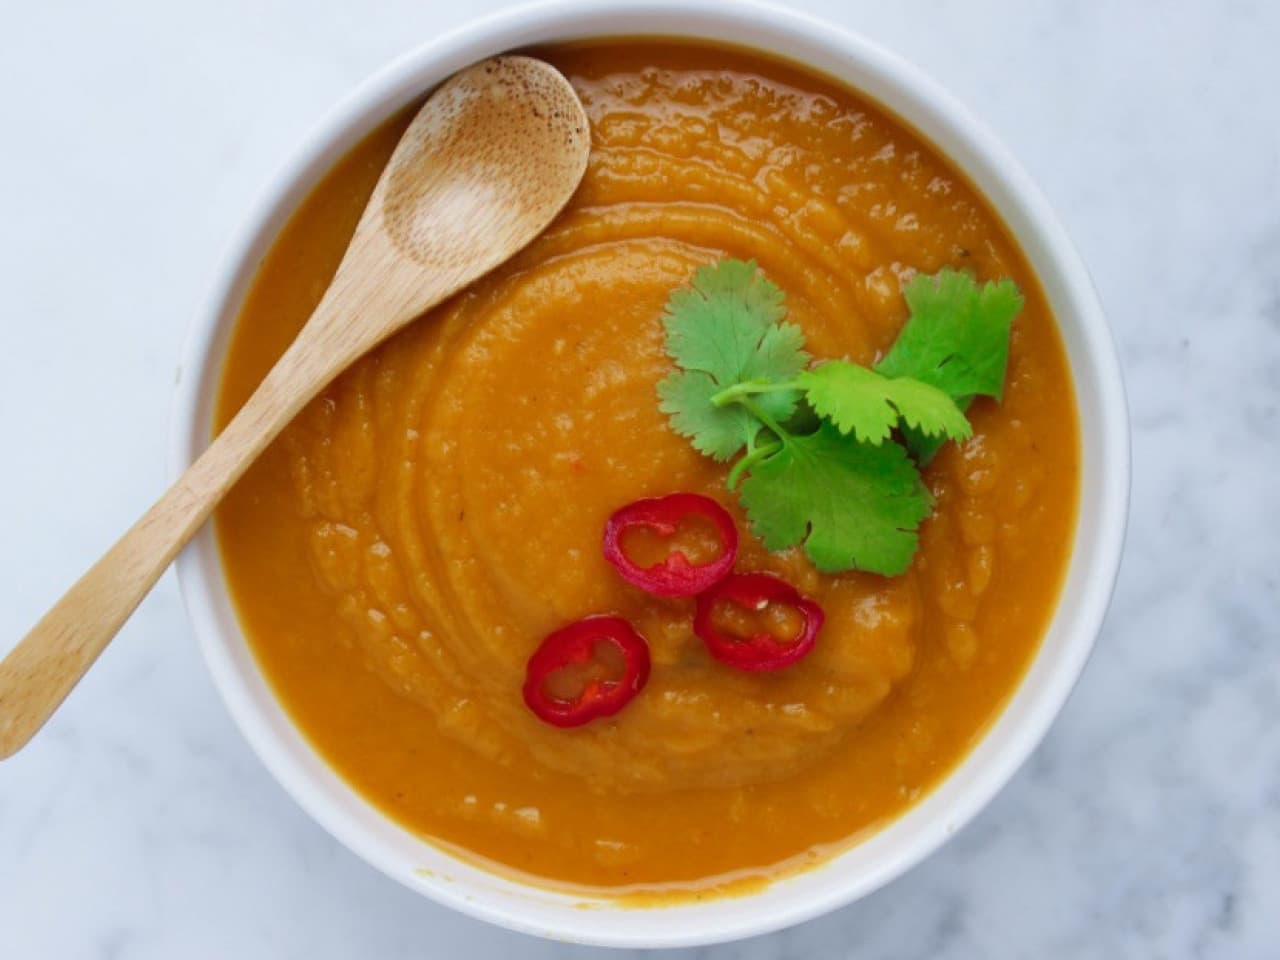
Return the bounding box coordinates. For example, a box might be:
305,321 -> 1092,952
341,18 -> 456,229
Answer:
215,41 -> 1079,894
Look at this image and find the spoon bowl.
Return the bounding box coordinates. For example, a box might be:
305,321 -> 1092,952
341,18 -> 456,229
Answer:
382,57 -> 589,274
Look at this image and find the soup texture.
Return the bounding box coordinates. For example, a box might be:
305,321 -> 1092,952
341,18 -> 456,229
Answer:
215,42 -> 1079,892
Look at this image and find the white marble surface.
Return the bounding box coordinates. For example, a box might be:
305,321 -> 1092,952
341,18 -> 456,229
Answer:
2,0 -> 1277,956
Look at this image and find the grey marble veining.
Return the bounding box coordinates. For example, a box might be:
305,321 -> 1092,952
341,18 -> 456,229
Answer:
1,0 -> 1277,957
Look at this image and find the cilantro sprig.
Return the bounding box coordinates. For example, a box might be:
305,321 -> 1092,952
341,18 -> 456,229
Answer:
656,259 -> 808,461
657,259 -> 1020,576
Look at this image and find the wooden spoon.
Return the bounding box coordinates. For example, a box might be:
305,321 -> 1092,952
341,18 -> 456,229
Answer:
0,56 -> 590,758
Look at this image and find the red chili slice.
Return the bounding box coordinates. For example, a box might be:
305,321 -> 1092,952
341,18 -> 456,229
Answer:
522,616 -> 651,727
693,573 -> 824,672
602,493 -> 738,597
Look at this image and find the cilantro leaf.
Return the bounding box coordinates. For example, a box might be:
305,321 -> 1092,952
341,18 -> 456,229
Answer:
796,361 -> 972,445
658,370 -> 764,461
882,376 -> 974,440
657,259 -> 809,460
739,423 -> 932,576
875,268 -> 1023,401
899,395 -> 972,466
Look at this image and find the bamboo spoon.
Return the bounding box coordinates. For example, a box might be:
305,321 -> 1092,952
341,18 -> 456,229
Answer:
0,56 -> 590,758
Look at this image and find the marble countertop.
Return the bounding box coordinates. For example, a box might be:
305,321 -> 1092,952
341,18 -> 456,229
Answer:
2,0 -> 1277,957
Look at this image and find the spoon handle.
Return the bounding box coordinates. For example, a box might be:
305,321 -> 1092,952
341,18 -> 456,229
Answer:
0,319 -> 346,758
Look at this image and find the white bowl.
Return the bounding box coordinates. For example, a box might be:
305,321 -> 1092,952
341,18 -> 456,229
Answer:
171,0 -> 1129,947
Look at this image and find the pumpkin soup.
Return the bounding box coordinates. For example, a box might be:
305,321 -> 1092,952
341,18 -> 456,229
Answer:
215,41 -> 1079,893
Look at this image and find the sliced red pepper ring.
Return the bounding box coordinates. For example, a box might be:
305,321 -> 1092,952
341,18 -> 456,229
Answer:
523,616 -> 651,727
693,572 -> 825,672
602,493 -> 738,597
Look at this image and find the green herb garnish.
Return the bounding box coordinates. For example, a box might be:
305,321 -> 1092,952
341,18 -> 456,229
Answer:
876,268 -> 1023,463
738,422 -> 932,575
797,361 -> 972,446
656,259 -> 808,461
657,259 -> 1020,576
